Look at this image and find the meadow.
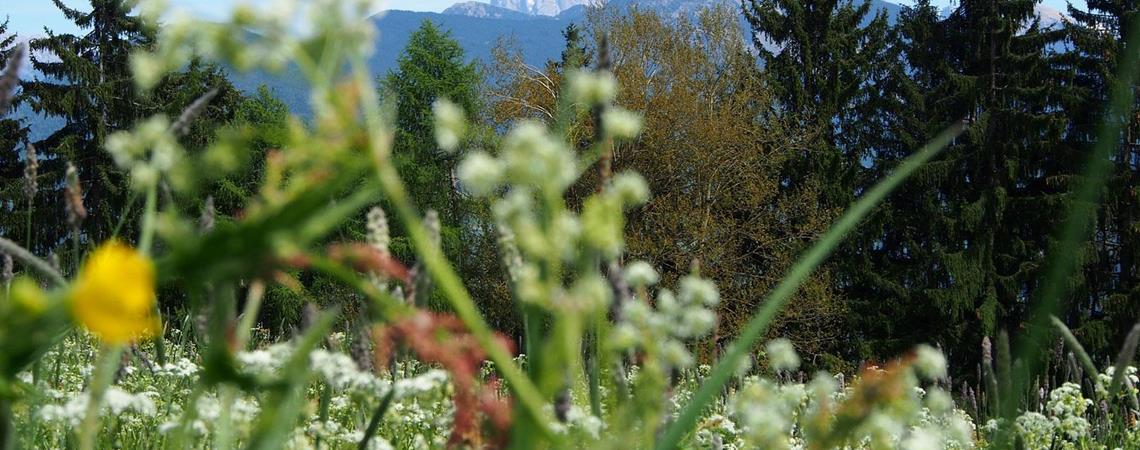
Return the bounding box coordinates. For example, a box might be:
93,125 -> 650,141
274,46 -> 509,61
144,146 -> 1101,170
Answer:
2,0 -> 1140,449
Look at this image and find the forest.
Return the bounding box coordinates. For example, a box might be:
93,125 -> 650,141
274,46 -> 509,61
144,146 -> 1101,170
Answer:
0,0 -> 1138,448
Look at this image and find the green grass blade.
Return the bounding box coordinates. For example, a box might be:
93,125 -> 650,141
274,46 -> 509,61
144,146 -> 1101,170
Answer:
0,237 -> 66,287
352,61 -> 554,439
357,388 -> 396,450
1008,17 -> 1140,431
653,122 -> 966,450
1051,316 -> 1100,383
1107,322 -> 1140,401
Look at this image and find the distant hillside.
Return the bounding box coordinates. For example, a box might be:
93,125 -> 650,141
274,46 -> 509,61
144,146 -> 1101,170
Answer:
229,9 -> 575,116
25,0 -> 908,120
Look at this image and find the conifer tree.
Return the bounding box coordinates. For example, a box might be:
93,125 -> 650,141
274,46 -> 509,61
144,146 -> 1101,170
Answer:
17,1 -> 241,262
0,18 -> 28,202
20,0 -> 155,257
383,20 -> 481,225
382,20 -> 509,320
0,19 -> 33,257
743,0 -> 899,361
874,0 -> 1073,370
1058,0 -> 1140,354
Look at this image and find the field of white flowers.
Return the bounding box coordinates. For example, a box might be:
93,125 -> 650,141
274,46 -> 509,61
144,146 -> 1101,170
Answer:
9,329 -> 1140,449
3,0 -> 1140,449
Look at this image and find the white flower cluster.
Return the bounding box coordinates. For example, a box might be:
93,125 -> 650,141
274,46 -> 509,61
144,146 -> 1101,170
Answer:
236,342 -> 295,378
432,99 -> 467,152
156,357 -> 200,378
764,338 -> 800,372
104,115 -> 185,189
610,274 -> 720,370
1095,365 -> 1139,401
40,387 -> 158,427
549,403 -> 605,439
133,0 -> 380,90
992,381 -> 1095,449
712,346 -> 974,450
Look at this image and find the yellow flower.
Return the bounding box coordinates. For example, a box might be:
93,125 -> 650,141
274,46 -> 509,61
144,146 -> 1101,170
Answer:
71,242 -> 161,343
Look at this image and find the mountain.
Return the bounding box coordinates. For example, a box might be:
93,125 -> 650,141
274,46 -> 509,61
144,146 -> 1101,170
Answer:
938,4 -> 1067,29
489,0 -> 595,16
442,2 -> 536,20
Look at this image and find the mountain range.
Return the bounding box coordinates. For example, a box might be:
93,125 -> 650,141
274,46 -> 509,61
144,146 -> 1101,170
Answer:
233,0 -> 905,115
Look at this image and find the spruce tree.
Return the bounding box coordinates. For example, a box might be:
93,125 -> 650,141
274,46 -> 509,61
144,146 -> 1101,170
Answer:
877,0 -> 1074,371
743,0 -> 899,361
1058,0 -> 1140,354
18,1 -> 241,262
0,19 -> 32,253
20,0 -> 155,259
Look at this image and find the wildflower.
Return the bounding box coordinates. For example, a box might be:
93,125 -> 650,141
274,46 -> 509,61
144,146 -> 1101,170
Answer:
457,151 -> 503,197
1014,412 -> 1054,449
580,195 -> 624,258
432,98 -> 466,152
64,162 -> 87,228
609,323 -> 640,350
568,70 -> 618,106
678,275 -> 719,307
501,121 -> 576,191
602,108 -> 643,140
610,172 -> 650,206
568,275 -> 611,313
765,338 -> 800,372
676,307 -> 716,338
913,344 -> 948,380
1046,382 -> 1090,417
2,253 -> 12,283
901,427 -> 943,450
623,261 -> 659,287
23,141 -> 37,199
71,242 -> 161,344
661,340 -> 694,368
925,388 -> 954,414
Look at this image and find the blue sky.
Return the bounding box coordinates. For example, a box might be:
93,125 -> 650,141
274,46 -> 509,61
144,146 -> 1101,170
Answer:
5,0 -> 1085,38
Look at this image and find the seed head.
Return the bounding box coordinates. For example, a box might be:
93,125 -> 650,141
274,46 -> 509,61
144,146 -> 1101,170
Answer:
23,142 -> 37,199
64,162 -> 87,229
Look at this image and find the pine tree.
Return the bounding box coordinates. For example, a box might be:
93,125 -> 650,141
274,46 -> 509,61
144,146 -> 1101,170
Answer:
1058,0 -> 1140,354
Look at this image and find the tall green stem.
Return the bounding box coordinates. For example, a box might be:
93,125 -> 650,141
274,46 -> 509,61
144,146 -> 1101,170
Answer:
138,184 -> 158,256
352,62 -> 553,438
0,396 -> 12,450
0,237 -> 65,287
77,344 -> 124,450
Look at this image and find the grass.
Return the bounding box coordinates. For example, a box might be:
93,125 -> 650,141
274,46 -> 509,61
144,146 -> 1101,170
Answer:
0,0 -> 1139,448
